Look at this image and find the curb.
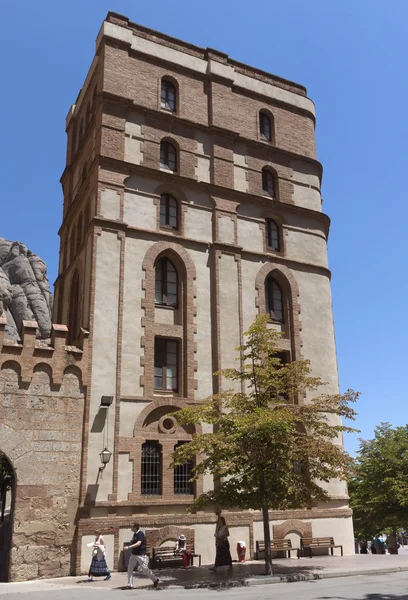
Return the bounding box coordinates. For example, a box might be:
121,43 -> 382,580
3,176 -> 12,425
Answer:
180,566 -> 408,590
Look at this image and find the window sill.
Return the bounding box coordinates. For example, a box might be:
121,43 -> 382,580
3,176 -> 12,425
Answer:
160,225 -> 180,233
155,303 -> 177,310
160,105 -> 177,114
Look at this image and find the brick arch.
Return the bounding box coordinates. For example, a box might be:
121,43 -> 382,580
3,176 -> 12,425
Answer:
141,241 -> 197,400
0,361 -> 21,387
145,526 -> 195,556
0,423 -> 42,486
133,397 -> 202,437
255,262 -> 302,361
273,519 -> 312,540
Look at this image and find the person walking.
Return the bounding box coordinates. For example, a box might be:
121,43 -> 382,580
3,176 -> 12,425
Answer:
209,516 -> 232,573
124,523 -> 159,589
87,534 -> 111,581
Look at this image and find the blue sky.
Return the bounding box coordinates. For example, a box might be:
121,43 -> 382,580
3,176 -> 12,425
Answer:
1,0 -> 407,455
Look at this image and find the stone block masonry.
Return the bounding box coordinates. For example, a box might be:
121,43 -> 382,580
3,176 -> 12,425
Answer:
0,317 -> 87,581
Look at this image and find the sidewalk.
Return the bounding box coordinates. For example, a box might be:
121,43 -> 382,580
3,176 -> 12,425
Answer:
2,553 -> 408,593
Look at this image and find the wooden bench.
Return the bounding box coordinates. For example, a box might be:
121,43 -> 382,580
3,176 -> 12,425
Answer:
152,544 -> 201,568
300,537 -> 343,558
256,539 -> 299,559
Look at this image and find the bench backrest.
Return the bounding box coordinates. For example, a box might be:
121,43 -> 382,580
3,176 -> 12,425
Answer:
256,539 -> 293,552
153,544 -> 195,557
301,537 -> 335,547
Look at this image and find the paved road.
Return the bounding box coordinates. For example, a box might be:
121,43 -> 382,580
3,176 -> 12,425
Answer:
1,572 -> 408,600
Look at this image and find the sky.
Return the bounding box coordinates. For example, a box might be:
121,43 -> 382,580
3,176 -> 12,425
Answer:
1,0 -> 407,455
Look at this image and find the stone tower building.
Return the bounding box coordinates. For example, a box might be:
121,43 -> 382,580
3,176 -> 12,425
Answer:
54,12 -> 353,572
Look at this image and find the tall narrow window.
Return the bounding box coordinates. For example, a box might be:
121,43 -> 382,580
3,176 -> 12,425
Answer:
174,442 -> 194,495
160,194 -> 178,229
68,271 -> 80,343
262,168 -> 275,197
141,442 -> 162,495
266,219 -> 280,251
260,111 -> 272,141
154,338 -> 179,391
265,276 -> 283,323
155,258 -> 178,306
161,79 -> 177,111
76,214 -> 83,252
160,141 -> 177,172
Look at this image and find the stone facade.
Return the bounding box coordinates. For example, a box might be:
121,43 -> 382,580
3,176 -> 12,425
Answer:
0,317 -> 87,581
51,11 -> 354,576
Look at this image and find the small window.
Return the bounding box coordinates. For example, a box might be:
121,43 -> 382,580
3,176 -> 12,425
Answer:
68,271 -> 80,343
266,219 -> 280,252
260,111 -> 271,141
161,79 -> 177,111
155,258 -> 178,306
262,168 -> 275,197
174,442 -> 194,495
160,194 -> 178,229
154,338 -> 179,391
160,141 -> 177,171
265,276 -> 283,323
141,442 -> 162,495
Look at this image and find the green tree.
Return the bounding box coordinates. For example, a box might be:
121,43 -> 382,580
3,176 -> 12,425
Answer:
173,315 -> 359,574
0,453 -> 14,522
349,423 -> 408,551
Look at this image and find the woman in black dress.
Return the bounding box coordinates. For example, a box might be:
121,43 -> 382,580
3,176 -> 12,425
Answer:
209,516 -> 233,573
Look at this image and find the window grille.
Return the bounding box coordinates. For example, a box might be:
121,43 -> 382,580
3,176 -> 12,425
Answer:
160,194 -> 178,229
154,338 -> 179,391
260,112 -> 271,141
141,442 -> 162,495
160,141 -> 177,171
174,442 -> 193,494
266,219 -> 280,251
266,277 -> 283,322
161,79 -> 177,111
155,258 -> 178,306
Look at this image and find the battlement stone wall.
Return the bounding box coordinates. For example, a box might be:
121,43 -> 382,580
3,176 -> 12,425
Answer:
0,318 -> 87,581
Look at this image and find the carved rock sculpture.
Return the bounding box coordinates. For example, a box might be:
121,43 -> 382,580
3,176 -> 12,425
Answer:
0,238 -> 53,340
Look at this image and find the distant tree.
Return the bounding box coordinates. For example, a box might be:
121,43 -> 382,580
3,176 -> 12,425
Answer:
0,453 -> 14,522
173,315 -> 359,574
349,423 -> 408,551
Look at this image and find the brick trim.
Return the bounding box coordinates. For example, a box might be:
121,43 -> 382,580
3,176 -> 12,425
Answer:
140,241 -> 197,400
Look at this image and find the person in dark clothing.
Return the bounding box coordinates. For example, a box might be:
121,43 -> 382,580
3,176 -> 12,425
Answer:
124,523 -> 159,589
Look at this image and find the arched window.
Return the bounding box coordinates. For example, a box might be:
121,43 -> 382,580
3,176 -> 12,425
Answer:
266,219 -> 280,251
155,258 -> 178,306
68,271 -> 80,343
174,442 -> 193,495
76,214 -> 83,252
161,79 -> 177,111
160,193 -> 178,229
160,140 -> 177,172
265,276 -> 283,323
86,102 -> 92,125
141,442 -> 162,495
92,86 -> 98,106
260,111 -> 272,141
79,118 -> 84,142
262,168 -> 275,197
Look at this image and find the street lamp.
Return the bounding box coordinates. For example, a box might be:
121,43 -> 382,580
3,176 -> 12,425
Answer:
99,448 -> 112,471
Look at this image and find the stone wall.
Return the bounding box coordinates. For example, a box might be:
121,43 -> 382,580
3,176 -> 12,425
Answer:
0,317 -> 87,581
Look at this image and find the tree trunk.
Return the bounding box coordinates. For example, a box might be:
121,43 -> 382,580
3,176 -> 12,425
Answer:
260,473 -> 272,575
262,503 -> 273,575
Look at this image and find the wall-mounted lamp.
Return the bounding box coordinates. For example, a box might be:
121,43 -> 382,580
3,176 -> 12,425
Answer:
99,447 -> 112,471
100,395 -> 113,408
